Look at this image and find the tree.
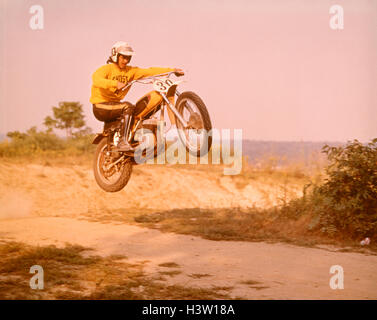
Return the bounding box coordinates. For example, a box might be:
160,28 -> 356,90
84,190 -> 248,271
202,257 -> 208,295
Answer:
44,102 -> 86,138
6,130 -> 28,140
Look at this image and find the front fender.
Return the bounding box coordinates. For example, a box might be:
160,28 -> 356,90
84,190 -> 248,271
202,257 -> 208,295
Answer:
166,83 -> 181,98
92,133 -> 105,144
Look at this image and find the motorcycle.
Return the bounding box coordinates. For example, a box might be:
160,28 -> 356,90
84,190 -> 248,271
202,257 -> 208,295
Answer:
92,72 -> 212,192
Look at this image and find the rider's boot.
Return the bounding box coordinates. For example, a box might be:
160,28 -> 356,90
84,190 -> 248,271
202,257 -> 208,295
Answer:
116,114 -> 135,152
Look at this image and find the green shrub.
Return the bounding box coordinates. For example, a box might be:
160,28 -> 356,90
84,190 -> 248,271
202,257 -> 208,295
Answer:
305,139 -> 377,238
0,127 -> 62,157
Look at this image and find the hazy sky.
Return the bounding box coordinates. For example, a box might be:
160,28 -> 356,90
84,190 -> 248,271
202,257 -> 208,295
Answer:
0,0 -> 376,141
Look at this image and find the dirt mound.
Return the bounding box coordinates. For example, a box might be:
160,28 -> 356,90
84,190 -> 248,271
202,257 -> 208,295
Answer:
0,161 -> 302,219
0,190 -> 32,220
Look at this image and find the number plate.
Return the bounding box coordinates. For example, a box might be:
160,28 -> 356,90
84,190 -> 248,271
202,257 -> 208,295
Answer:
153,78 -> 175,93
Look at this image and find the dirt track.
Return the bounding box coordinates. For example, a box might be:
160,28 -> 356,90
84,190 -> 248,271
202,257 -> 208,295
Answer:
0,161 -> 376,299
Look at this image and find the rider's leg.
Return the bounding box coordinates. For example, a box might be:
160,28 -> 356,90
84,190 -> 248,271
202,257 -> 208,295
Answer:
93,102 -> 126,122
134,92 -> 175,125
134,91 -> 163,118
93,102 -> 136,152
117,103 -> 136,152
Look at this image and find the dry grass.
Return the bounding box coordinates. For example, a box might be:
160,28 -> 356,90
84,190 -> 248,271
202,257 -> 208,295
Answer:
132,207 -> 377,253
188,273 -> 212,279
158,270 -> 182,277
0,241 -> 233,300
158,262 -> 180,268
134,207 -> 308,242
0,241 -> 99,299
239,280 -> 269,290
0,154 -> 93,169
239,280 -> 262,286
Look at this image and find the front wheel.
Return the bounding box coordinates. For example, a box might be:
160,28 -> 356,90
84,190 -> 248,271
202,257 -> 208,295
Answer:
93,138 -> 133,192
175,91 -> 212,157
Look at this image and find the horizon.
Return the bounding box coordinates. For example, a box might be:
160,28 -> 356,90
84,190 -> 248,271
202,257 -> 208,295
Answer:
0,130 -> 351,144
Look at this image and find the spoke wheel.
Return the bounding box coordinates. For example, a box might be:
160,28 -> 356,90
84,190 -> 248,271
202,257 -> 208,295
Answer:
93,138 -> 133,192
175,91 -> 212,157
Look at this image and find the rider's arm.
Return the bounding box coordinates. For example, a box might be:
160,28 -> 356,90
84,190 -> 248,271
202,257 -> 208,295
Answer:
131,67 -> 175,80
92,65 -> 118,89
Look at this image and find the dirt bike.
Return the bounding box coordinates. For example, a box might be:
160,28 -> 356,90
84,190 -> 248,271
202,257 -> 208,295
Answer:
92,72 -> 212,192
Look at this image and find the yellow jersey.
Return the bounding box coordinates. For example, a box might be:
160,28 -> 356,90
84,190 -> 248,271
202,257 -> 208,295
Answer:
90,63 -> 174,104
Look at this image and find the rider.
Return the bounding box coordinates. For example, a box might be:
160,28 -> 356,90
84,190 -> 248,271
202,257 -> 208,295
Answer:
90,41 -> 184,151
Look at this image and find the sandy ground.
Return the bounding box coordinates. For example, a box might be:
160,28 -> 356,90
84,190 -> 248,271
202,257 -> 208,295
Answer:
0,161 -> 376,299
0,161 -> 302,217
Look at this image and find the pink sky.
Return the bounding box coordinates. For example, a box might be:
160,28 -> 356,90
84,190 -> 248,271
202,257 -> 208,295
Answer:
0,0 -> 376,141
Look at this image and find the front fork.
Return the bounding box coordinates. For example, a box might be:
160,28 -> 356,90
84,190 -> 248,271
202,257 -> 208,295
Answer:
161,90 -> 188,128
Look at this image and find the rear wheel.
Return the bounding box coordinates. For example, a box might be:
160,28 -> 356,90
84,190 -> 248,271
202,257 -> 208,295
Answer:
175,91 -> 212,157
93,138 -> 133,192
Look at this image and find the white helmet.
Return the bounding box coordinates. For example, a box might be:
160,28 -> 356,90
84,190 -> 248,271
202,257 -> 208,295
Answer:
110,41 -> 135,63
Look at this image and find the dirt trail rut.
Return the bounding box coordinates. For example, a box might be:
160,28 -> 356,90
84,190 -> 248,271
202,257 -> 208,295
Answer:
1,217 -> 376,299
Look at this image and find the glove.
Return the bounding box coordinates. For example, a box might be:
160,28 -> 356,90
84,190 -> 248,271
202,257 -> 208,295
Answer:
174,68 -> 184,77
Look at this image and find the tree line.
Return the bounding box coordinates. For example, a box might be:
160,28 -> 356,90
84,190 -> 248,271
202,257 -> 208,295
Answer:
1,102 -> 94,157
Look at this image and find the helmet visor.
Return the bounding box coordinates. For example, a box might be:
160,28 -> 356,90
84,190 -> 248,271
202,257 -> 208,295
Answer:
117,45 -> 135,56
